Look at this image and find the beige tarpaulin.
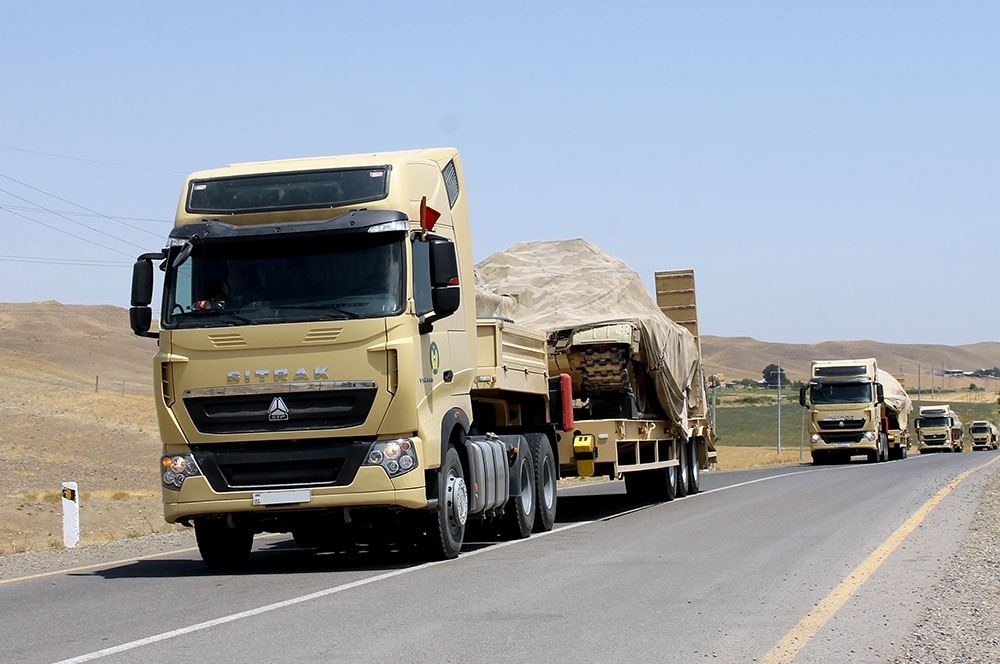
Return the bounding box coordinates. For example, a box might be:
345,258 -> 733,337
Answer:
877,369 -> 912,429
475,238 -> 705,437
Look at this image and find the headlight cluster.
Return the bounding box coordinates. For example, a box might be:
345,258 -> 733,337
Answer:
811,434 -> 822,444
161,454 -> 202,490
364,439 -> 417,478
863,431 -> 877,441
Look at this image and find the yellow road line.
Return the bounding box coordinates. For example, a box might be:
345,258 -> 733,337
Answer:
760,455 -> 1000,664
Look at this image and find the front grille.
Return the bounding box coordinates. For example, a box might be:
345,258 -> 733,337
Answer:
922,433 -> 946,442
818,418 -> 866,430
185,387 -> 376,434
190,438 -> 371,491
820,431 -> 865,444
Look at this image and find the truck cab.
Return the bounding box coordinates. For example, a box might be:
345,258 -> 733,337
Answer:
968,420 -> 999,450
799,358 -> 911,463
915,405 -> 963,453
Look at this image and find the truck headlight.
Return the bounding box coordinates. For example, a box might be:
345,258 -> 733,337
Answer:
811,434 -> 822,444
864,431 -> 877,441
161,454 -> 201,490
364,438 -> 418,478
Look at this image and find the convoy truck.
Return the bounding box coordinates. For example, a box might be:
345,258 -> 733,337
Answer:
799,358 -> 912,464
475,240 -> 717,501
915,405 -> 963,453
129,148 -> 713,568
968,420 -> 999,451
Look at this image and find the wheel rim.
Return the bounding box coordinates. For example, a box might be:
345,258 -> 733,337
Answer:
518,461 -> 533,514
540,457 -> 556,510
447,471 -> 468,528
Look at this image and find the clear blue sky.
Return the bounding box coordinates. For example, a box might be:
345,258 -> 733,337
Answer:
1,2 -> 996,345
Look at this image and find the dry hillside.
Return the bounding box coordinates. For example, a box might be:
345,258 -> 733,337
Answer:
1,301 -> 998,553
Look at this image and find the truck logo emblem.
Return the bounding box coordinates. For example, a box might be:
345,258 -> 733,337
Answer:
267,397 -> 289,422
429,342 -> 440,375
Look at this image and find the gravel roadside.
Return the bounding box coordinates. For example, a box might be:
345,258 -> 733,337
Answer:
890,467 -> 1000,663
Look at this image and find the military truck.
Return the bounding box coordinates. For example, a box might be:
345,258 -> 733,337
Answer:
915,405 -> 963,453
968,420 -> 999,450
129,148 -> 575,567
799,358 -> 912,464
476,241 -> 717,501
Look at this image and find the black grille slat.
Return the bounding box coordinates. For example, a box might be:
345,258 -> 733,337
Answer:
191,439 -> 371,491
820,431 -> 865,444
185,388 -> 376,434
818,418 -> 866,431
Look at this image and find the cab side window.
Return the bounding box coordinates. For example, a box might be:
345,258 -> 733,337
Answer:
411,237 -> 433,316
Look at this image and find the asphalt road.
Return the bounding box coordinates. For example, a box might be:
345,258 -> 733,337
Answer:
2,450 -> 997,664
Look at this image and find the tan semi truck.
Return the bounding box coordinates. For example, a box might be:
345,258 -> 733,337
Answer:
129,148 -> 714,568
475,241 -> 717,502
968,420 -> 999,450
129,148 -> 572,567
799,358 -> 912,464
915,405 -> 963,453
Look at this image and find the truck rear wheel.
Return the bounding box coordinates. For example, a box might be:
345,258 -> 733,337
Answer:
194,518 -> 253,571
504,444 -> 536,539
675,444 -> 689,498
686,439 -> 701,494
424,445 -> 468,560
525,433 -> 557,532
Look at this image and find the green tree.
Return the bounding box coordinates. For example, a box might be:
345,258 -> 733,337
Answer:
762,363 -> 790,387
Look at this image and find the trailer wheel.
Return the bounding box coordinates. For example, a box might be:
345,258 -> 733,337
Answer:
195,518 -> 253,571
504,444 -> 536,540
625,466 -> 676,503
526,433 -> 557,532
686,439 -> 701,494
675,444 -> 689,498
424,445 -> 468,560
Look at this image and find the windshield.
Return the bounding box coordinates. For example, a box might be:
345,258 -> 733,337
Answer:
918,416 -> 949,428
163,232 -> 405,328
970,426 -> 990,434
810,382 -> 873,404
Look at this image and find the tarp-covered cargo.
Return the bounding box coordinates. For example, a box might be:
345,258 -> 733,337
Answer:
475,238 -> 706,437
876,368 -> 911,429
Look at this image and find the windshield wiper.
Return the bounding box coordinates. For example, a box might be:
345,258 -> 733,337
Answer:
184,310 -> 256,325
271,303 -> 365,319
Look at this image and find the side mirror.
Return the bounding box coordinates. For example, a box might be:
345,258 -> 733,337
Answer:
421,238 -> 460,331
875,383 -> 885,404
798,385 -> 808,407
130,253 -> 162,339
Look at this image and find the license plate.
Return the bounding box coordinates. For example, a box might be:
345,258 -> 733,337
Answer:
834,443 -> 851,447
252,489 -> 312,506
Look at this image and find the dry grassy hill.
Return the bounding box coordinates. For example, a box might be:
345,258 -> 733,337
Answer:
2,301 -> 998,553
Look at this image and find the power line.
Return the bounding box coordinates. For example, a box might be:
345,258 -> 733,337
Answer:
0,144 -> 185,174
0,173 -> 164,239
0,189 -> 148,251
0,254 -> 131,266
0,204 -> 170,225
0,205 -> 134,257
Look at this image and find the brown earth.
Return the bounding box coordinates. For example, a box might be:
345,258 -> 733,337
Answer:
1,301 -> 997,554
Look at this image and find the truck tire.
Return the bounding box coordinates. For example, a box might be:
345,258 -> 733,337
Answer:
686,439 -> 701,494
525,433 -> 557,532
675,443 -> 689,498
624,466 -> 677,504
504,444 -> 536,539
424,445 -> 468,560
194,518 -> 253,571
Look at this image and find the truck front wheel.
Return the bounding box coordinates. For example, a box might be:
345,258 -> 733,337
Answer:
424,446 -> 468,560
194,518 -> 253,571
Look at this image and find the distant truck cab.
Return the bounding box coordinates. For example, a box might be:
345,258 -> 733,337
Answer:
915,405 -> 963,453
967,420 -> 998,451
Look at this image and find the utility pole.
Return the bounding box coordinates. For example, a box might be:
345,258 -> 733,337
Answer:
776,363 -> 782,455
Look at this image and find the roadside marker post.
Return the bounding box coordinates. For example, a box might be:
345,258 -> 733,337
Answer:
61,482 -> 80,548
